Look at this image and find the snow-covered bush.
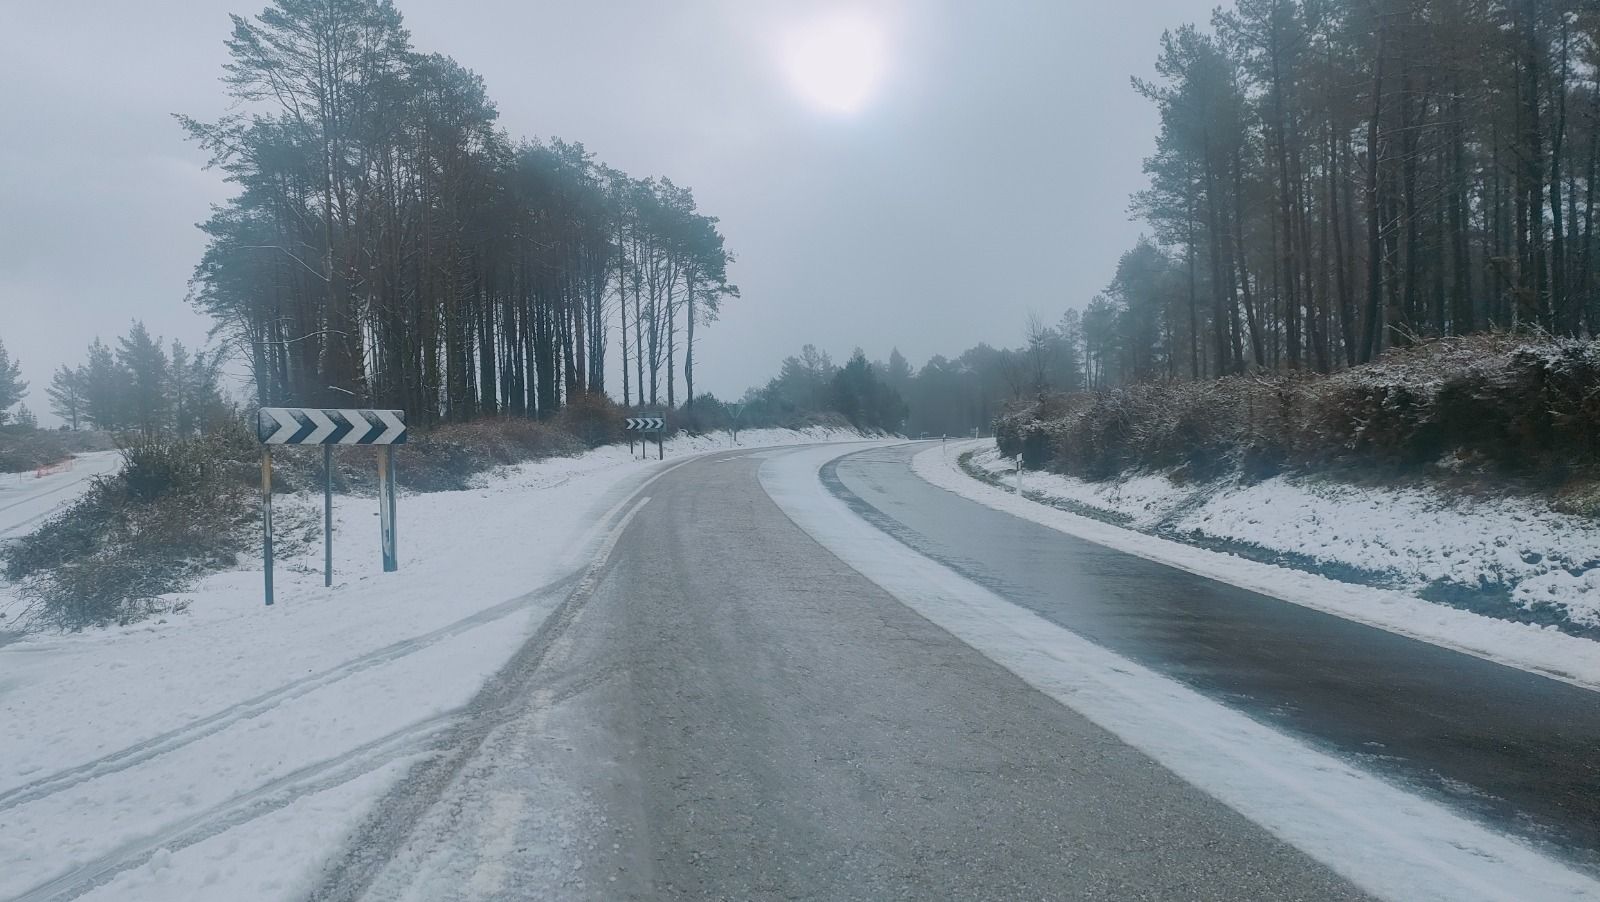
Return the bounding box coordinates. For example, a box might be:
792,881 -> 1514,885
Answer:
3,424 -> 258,630
997,334 -> 1600,489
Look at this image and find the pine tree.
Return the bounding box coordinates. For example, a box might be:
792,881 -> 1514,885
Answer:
81,338 -> 126,432
46,365 -> 85,430
117,322 -> 172,437
0,337 -> 25,425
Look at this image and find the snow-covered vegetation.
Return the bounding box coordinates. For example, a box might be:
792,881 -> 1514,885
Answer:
0,412 -> 862,633
985,336 -> 1600,633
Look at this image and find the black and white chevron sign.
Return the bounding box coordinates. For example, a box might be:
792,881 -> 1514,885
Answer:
625,416 -> 665,432
257,408 -> 408,445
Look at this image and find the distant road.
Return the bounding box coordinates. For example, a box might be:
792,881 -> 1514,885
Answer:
0,451 -> 120,542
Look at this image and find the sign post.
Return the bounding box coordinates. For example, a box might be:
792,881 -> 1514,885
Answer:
323,445 -> 333,586
625,415 -> 666,460
377,445 -> 397,572
726,403 -> 744,445
262,446 -> 274,606
257,407 -> 407,605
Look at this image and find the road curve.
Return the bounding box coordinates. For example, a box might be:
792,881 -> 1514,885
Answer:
825,442 -> 1600,869
318,445 -> 1366,901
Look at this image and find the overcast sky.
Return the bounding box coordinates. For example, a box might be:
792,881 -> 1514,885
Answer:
1,0 -> 1212,419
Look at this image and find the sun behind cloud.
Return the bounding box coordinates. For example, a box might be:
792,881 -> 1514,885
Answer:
778,8 -> 889,116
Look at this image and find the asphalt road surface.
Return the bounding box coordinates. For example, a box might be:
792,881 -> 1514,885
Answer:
313,443 -> 1597,901
825,443 -> 1600,867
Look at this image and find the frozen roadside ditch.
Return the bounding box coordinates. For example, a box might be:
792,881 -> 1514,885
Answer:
0,427 -> 863,902
920,441 -> 1600,692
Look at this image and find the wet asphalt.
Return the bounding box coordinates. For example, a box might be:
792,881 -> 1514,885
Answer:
825,442 -> 1600,872
321,442 -> 1600,900
323,447 -> 1370,901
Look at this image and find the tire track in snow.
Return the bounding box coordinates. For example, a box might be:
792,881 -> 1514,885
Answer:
0,571 -> 580,815
10,710 -> 462,902
0,451 -> 683,813
6,452 -> 688,902
307,496 -> 653,902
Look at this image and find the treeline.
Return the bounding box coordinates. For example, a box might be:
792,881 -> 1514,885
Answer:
737,327 -> 1090,437
43,323 -> 229,437
184,0 -> 734,425
1087,0 -> 1600,385
738,346 -> 909,433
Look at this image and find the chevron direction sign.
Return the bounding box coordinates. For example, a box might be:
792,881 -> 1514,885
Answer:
625,416 -> 665,432
257,408 -> 407,446
256,407 -> 407,604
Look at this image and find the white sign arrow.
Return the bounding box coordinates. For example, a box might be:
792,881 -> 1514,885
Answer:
264,408 -> 300,444
373,409 -> 406,444
337,409 -> 371,444
303,408 -> 336,445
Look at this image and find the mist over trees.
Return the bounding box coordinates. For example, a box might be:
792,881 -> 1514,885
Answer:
182,0 -> 735,425
739,323 -> 1088,437
1086,0 -> 1600,385
43,324 -> 229,438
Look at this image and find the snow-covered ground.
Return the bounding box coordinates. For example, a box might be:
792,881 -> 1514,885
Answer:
766,444 -> 1600,902
925,441 -> 1600,691
964,446 -> 1600,629
0,428 -> 865,902
0,450 -> 122,543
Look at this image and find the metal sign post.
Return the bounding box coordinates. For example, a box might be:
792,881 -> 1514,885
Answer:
625,415 -> 666,460
726,403 -> 744,445
324,445 -> 333,586
376,445 -> 397,572
262,446 -> 274,606
256,407 -> 407,605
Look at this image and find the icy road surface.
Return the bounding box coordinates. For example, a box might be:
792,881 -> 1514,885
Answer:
308,443 -> 1599,902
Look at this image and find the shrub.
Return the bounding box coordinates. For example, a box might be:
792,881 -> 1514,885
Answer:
557,393 -> 625,448
396,417 -> 585,491
3,425 -> 257,630
995,334 -> 1600,490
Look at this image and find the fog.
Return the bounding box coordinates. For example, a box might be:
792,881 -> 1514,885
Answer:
0,0 -> 1211,418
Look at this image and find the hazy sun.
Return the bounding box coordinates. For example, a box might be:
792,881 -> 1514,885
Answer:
779,9 -> 889,115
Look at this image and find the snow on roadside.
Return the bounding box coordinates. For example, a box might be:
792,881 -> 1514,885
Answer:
764,444 -> 1600,902
924,441 -> 1600,691
0,450 -> 122,542
967,446 -> 1600,629
0,427 -> 864,902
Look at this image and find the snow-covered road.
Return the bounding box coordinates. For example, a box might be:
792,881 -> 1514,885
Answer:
0,430 -> 864,902
0,451 -> 121,543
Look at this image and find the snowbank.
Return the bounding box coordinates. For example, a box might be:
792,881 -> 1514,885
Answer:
966,446 -> 1600,630
0,427 -> 864,902
922,441 -> 1600,691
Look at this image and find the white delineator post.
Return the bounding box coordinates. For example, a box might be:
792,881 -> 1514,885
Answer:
1014,455 -> 1024,494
